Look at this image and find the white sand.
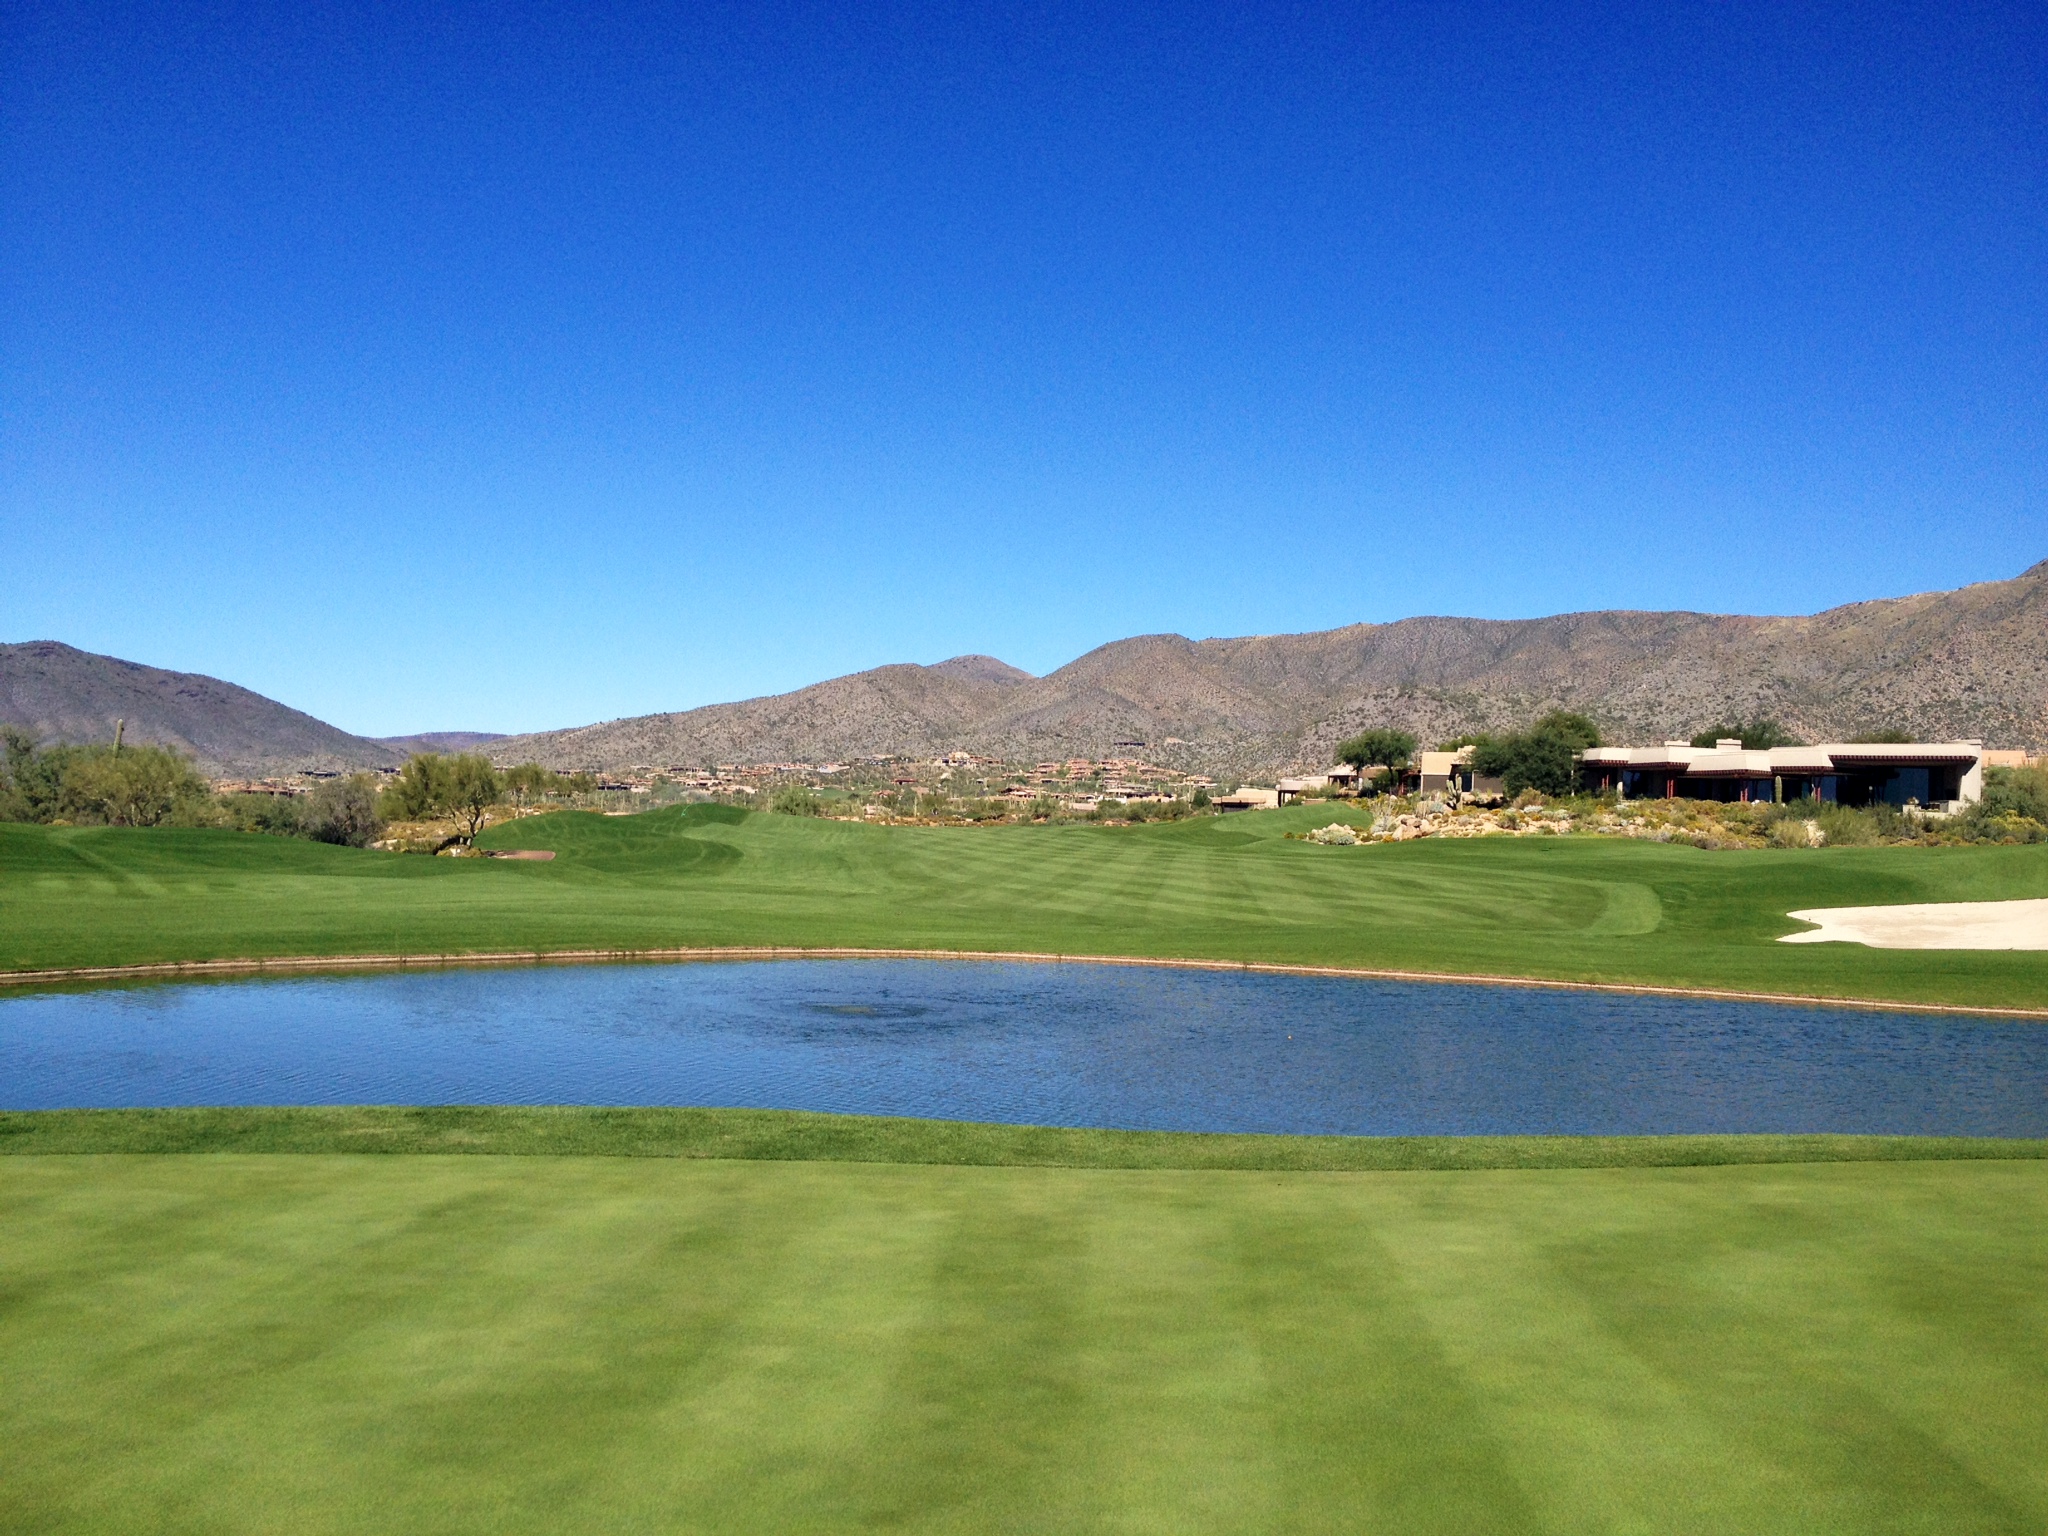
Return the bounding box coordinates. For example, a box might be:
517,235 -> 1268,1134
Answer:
1781,898 -> 2048,950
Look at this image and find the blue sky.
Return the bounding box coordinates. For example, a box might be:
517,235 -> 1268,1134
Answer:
4,1 -> 2043,735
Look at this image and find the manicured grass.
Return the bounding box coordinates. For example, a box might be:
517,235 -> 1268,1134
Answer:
5,1152 -> 2045,1533
3,804 -> 2046,1008
4,1103 -> 2045,1169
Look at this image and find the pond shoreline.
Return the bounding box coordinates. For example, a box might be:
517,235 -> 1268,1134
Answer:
5,944 -> 2045,1019
5,1104 -> 2045,1167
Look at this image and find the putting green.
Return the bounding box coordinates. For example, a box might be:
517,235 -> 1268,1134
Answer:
4,804 -> 2047,1009
5,1153 -> 2044,1534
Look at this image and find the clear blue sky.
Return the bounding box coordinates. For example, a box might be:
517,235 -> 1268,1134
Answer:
4,2 -> 2043,735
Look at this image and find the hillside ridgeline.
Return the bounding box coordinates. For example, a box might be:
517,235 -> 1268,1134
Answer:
490,561 -> 2048,774
0,642 -> 403,776
9,562 -> 2043,777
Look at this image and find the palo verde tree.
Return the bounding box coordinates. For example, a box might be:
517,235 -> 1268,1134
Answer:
502,762 -> 559,813
439,754 -> 505,843
380,754 -> 449,821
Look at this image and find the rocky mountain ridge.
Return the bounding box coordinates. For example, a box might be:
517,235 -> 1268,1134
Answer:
488,560 -> 2048,775
9,561 -> 2043,779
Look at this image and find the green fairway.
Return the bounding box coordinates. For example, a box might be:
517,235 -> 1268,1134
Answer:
4,1151 -> 2044,1534
4,803 -> 2046,1008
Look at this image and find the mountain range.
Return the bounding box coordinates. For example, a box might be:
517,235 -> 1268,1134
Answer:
490,559 -> 2048,774
6,560 -> 2045,778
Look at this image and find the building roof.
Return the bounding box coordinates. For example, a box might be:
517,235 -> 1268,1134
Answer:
1579,741 -> 1983,775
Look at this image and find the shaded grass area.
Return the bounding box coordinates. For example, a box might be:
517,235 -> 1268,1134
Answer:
5,1153 -> 2046,1533
4,803 -> 2046,1008
3,1104 -> 2044,1169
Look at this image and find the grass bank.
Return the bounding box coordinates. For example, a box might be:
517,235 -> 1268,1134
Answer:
4,802 -> 2047,1008
6,1104 -> 2045,1168
7,1152 -> 2046,1533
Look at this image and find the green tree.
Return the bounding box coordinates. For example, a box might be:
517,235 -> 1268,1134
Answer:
59,744 -> 209,827
1335,729 -> 1418,779
380,755 -> 449,821
502,762 -> 556,812
1470,733 -> 1576,796
440,754 -> 504,842
0,728 -> 49,821
1691,720 -> 1799,750
1529,711 -> 1602,752
1469,713 -> 1602,796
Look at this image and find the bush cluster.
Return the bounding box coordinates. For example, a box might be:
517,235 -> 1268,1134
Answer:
220,776 -> 387,846
1091,797 -> 1197,823
0,730 -> 603,850
1,729 -> 213,828
768,784 -> 825,817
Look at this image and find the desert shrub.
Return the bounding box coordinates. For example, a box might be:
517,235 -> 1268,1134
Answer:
1815,803 -> 1881,846
1976,766 -> 2048,825
1768,818 -> 1819,849
768,784 -> 824,817
1967,813 -> 2048,845
221,792 -> 309,836
303,774 -> 386,846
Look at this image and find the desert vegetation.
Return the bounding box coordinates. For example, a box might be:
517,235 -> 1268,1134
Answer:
0,728 -> 214,828
0,733 -> 619,851
1294,764 -> 2048,851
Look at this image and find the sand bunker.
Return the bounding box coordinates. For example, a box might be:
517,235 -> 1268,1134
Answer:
1781,898 -> 2048,951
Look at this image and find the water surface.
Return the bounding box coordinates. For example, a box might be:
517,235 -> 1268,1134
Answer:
2,959 -> 2042,1136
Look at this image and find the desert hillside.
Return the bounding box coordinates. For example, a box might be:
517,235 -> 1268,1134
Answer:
487,560 -> 2048,775
0,642 -> 402,776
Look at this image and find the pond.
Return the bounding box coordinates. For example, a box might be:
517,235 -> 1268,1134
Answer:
2,959 -> 2043,1137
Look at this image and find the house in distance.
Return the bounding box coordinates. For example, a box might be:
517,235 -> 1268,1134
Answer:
1578,740 -> 1987,810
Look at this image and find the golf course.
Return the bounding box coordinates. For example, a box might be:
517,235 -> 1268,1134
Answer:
6,807 -> 2047,1532
5,801 -> 2048,1009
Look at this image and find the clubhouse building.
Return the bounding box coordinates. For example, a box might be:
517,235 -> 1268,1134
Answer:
1577,739 -> 1986,811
